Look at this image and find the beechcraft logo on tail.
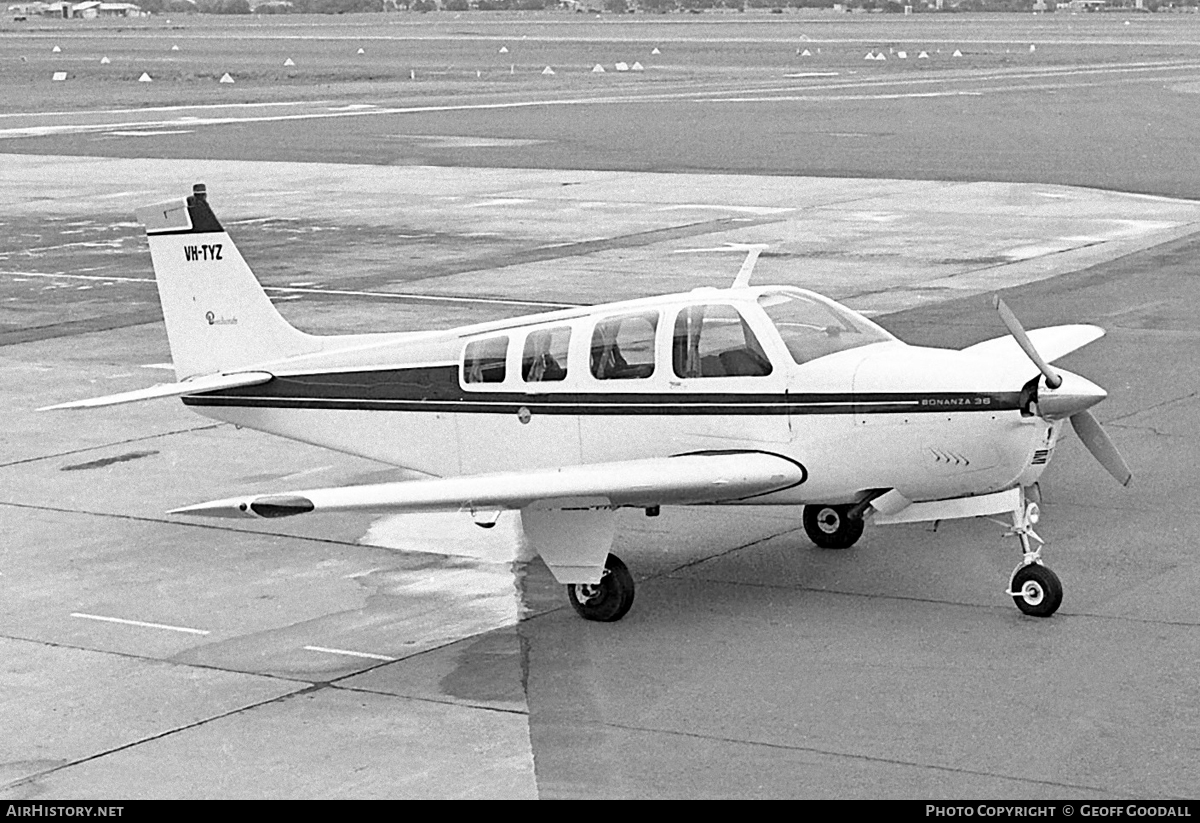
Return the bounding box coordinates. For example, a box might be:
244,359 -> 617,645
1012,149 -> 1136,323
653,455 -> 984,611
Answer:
184,244 -> 223,262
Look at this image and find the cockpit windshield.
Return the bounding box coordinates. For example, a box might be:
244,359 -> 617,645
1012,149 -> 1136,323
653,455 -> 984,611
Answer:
758,291 -> 893,365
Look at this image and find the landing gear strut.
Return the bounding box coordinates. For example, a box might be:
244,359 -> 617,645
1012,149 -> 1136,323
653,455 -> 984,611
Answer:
568,553 -> 635,622
1004,490 -> 1063,617
803,503 -> 864,550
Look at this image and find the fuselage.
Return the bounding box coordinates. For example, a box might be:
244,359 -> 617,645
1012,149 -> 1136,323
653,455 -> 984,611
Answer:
183,286 -> 1060,507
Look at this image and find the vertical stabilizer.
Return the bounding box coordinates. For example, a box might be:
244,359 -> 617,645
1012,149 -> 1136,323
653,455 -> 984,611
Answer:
136,184 -> 321,380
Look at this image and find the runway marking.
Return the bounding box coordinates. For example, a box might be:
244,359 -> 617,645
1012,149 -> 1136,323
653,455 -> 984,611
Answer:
656,204 -> 795,216
304,645 -> 397,662
101,130 -> 194,137
70,612 -> 210,635
0,271 -> 577,309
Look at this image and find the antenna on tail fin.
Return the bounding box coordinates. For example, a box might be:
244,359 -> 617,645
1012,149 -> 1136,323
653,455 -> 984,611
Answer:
137,183 -> 321,381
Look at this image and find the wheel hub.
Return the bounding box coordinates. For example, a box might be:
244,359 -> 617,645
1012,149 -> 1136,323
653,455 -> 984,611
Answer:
817,510 -> 840,533
573,568 -> 610,604
1020,581 -> 1045,606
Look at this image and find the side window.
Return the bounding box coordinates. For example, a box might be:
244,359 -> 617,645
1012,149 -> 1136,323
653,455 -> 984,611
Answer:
672,304 -> 772,378
590,312 -> 658,380
522,327 -> 570,383
462,336 -> 508,384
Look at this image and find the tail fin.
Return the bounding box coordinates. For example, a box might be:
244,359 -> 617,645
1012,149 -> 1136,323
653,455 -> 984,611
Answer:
136,184 -> 321,381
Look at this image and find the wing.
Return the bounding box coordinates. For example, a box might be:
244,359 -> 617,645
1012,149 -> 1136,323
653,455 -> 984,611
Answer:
961,325 -> 1104,364
170,451 -> 806,519
39,371 -> 274,410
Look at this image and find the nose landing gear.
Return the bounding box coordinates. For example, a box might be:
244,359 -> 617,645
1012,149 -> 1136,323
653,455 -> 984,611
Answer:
1003,491 -> 1063,617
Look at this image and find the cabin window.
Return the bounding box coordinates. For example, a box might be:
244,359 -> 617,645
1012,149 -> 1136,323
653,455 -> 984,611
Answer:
673,304 -> 772,378
590,312 -> 658,380
463,336 -> 509,384
758,292 -> 891,364
523,327 -> 570,383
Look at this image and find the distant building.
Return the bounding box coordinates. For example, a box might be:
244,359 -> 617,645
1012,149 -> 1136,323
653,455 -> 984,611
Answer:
69,0 -> 144,14
94,2 -> 145,14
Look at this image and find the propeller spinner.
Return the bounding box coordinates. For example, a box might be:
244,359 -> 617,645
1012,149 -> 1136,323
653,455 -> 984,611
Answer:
993,296 -> 1132,487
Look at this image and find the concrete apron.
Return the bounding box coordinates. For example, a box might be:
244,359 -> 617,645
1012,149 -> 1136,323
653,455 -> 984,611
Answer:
2,156 -> 1198,798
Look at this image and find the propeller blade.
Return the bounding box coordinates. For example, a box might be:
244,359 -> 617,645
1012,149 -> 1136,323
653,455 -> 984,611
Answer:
1070,410 -> 1133,487
993,295 -> 1062,389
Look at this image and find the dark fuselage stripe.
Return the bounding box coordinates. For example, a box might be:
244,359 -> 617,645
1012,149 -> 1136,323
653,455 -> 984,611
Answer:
182,363 -> 1022,415
183,394 -> 1021,416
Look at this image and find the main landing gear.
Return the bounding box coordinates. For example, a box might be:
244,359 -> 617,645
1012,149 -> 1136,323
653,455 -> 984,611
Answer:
1004,494 -> 1063,618
567,553 -> 635,622
803,503 -> 864,550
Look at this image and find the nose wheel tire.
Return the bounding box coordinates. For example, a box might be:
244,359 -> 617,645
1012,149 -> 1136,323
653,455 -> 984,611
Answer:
568,553 -> 635,622
802,504 -> 864,550
1010,563 -> 1063,617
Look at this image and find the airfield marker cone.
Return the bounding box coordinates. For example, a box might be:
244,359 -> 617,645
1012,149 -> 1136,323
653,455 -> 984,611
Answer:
918,51 -> 929,59
865,52 -> 874,60
138,72 -> 152,82
953,49 -> 963,57
219,73 -> 234,84
592,64 -> 605,73
651,47 -> 660,55
170,44 -> 179,52
631,62 -> 643,71
542,66 -> 554,75
357,48 -> 365,55
284,57 -> 295,66
800,49 -> 812,57
52,45 -> 61,53
499,46 -> 508,54
100,56 -> 110,64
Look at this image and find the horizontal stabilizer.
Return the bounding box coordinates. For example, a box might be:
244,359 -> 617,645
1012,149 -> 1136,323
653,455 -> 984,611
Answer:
170,451 -> 806,519
39,371 -> 273,411
962,325 -> 1104,365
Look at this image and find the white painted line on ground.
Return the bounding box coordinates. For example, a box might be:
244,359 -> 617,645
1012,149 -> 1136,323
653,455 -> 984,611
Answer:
304,645 -> 397,662
102,130 -> 194,137
71,612 -> 211,635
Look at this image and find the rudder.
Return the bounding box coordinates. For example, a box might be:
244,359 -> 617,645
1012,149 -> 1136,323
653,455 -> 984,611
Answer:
137,184 -> 320,381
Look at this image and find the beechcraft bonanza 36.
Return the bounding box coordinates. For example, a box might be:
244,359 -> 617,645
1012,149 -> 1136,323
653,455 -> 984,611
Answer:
45,184 -> 1133,622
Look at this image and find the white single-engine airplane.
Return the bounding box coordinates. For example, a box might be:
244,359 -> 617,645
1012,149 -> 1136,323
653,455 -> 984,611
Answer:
46,185 -> 1132,622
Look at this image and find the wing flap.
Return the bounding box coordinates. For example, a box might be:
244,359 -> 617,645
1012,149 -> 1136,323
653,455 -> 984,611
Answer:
39,371 -> 274,411
171,451 -> 806,519
962,325 -> 1105,365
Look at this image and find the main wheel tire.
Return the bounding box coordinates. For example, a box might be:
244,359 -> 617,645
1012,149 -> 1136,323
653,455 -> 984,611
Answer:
802,504 -> 864,550
1010,563 -> 1063,617
567,553 -> 635,622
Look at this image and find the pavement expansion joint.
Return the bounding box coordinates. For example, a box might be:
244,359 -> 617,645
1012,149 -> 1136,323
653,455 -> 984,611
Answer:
0,682 -> 318,796
591,718 -> 1122,798
0,423 -> 221,469
331,682 -> 531,717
